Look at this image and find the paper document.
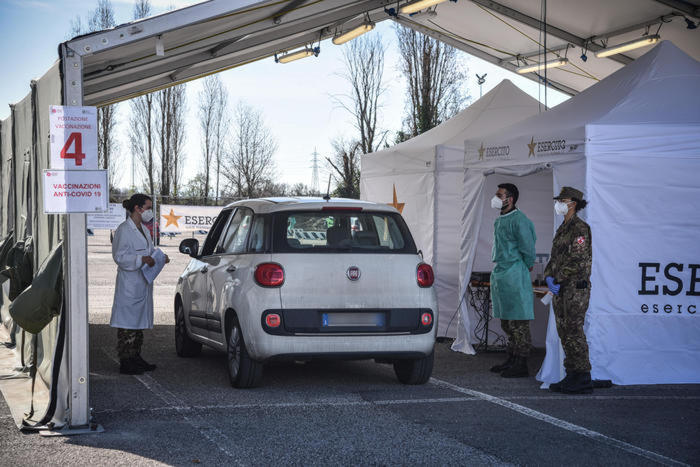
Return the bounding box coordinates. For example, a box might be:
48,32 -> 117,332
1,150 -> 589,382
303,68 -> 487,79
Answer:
141,248 -> 166,284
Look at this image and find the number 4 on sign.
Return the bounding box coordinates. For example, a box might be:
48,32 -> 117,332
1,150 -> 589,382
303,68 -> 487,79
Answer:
60,132 -> 86,166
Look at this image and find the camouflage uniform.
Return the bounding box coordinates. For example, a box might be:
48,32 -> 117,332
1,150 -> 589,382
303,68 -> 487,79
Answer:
117,328 -> 143,360
544,214 -> 592,372
500,319 -> 531,357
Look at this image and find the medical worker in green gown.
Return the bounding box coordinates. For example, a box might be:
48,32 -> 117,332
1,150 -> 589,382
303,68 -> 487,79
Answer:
489,183 -> 537,378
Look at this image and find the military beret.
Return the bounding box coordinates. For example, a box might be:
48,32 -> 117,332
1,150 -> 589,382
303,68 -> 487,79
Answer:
554,186 -> 584,200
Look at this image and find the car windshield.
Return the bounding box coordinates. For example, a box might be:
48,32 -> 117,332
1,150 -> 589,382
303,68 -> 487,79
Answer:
274,210 -> 417,254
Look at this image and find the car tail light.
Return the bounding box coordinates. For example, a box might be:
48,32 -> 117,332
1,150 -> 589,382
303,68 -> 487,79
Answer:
265,313 -> 281,328
417,263 -> 434,288
421,312 -> 433,326
255,263 -> 284,287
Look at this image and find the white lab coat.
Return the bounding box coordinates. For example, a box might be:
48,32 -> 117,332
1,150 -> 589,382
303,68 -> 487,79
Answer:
110,217 -> 154,329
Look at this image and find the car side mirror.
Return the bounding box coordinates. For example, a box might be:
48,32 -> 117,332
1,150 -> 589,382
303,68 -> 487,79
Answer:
179,238 -> 199,258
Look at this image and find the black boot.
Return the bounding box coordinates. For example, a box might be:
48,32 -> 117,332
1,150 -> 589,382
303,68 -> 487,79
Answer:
549,372 -> 573,392
135,355 -> 157,371
501,356 -> 529,378
120,358 -> 145,375
490,353 -> 515,373
562,371 -> 593,394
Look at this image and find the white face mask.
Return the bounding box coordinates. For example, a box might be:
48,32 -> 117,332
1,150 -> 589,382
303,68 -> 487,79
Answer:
141,209 -> 154,223
554,201 -> 570,216
491,196 -> 504,209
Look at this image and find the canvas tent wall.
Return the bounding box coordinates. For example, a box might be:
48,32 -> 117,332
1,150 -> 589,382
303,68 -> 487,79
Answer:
0,63 -> 65,428
360,80 -> 541,338
456,41 -> 700,385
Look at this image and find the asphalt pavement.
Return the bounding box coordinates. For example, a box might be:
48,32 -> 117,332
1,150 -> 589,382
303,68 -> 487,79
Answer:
0,231 -> 698,466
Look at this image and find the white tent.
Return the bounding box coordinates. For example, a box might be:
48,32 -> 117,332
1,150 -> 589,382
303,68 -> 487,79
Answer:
360,80 -> 541,338
456,41 -> 700,385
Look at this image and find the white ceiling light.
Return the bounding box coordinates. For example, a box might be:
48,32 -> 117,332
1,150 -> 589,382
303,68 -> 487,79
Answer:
275,47 -> 320,64
332,22 -> 375,45
399,0 -> 449,15
516,58 -> 569,74
595,34 -> 660,58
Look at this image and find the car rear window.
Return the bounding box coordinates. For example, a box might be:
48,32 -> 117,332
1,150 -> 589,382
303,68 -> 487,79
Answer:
273,210 -> 417,254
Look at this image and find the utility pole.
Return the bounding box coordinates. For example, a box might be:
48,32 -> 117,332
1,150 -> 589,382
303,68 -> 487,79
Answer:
311,147 -> 320,195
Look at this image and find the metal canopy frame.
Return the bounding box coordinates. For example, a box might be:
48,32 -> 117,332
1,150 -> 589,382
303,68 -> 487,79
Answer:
55,0 -> 699,429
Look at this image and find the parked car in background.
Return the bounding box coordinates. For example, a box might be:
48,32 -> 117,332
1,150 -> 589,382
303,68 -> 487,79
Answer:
174,197 -> 437,388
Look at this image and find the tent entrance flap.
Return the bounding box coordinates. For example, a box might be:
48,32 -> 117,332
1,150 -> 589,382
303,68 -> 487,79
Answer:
455,170 -> 554,352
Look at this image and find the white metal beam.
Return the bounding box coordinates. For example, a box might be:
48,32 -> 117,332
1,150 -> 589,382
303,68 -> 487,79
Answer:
66,0 -> 266,57
82,0 -> 388,100
60,43 -> 90,429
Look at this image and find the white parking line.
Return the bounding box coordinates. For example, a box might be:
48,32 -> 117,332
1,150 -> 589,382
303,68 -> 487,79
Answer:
103,351 -> 240,463
430,377 -> 689,467
92,392 -> 700,416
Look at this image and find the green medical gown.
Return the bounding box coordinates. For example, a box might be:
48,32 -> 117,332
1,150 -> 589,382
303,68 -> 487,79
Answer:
490,209 -> 537,320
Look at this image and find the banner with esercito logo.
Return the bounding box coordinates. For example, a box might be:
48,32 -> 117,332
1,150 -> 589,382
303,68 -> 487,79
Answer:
159,204 -> 223,232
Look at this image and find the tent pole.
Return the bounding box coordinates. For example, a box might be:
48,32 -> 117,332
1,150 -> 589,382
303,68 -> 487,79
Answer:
61,44 -> 90,430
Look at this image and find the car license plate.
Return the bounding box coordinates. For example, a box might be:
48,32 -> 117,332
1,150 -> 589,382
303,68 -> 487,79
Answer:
321,312 -> 385,327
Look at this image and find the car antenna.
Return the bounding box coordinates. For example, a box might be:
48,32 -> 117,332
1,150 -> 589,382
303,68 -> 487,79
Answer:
323,174 -> 331,201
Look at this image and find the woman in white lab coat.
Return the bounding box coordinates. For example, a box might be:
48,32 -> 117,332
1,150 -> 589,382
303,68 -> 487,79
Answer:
111,194 -> 168,375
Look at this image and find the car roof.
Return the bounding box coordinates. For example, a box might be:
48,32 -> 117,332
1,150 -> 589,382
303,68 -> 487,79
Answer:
221,197 -> 399,214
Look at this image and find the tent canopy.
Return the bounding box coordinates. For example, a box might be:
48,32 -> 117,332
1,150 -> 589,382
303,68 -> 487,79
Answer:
59,0 -> 700,109
402,0 -> 700,96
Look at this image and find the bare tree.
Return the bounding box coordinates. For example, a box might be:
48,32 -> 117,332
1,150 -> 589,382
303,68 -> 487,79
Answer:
326,137 -> 361,199
170,85 -> 187,197
212,79 -> 229,203
395,25 -> 468,140
289,182 -> 314,196
133,0 -> 151,20
69,0 -> 120,188
197,75 -> 228,205
128,94 -> 156,193
334,35 -> 388,154
222,103 -> 277,199
154,84 -> 187,198
128,0 -> 155,194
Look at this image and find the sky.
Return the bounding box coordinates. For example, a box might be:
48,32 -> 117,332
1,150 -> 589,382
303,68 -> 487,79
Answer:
0,0 -> 569,191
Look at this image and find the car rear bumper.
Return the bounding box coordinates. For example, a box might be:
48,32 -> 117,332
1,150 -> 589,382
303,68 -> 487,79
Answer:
245,329 -> 436,362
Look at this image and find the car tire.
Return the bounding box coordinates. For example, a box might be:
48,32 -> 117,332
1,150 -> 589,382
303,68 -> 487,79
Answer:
226,316 -> 263,388
393,351 -> 434,385
175,301 -> 202,357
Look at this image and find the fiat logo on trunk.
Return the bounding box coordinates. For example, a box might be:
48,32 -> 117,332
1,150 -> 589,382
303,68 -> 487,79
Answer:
346,266 -> 361,281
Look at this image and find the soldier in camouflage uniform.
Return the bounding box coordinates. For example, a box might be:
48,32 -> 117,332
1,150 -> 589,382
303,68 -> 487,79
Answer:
544,186 -> 593,394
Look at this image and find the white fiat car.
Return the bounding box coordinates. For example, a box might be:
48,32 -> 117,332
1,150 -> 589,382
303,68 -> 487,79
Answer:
175,198 -> 437,388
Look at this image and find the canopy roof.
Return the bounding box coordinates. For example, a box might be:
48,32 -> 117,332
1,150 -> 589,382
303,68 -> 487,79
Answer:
464,41 -> 700,166
62,0 -> 700,108
404,0 -> 700,95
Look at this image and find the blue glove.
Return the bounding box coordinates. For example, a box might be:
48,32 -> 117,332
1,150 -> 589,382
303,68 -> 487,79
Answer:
545,276 -> 560,295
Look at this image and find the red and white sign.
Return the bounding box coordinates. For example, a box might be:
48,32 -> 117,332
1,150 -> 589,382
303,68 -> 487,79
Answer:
43,170 -> 108,213
49,105 -> 98,170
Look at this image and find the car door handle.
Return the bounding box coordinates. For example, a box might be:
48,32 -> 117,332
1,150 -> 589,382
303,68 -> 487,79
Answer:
226,265 -> 237,273
201,267 -> 208,274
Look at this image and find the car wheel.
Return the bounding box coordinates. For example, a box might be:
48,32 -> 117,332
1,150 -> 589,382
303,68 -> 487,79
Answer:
175,301 -> 201,357
393,351 -> 434,385
226,316 -> 263,388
